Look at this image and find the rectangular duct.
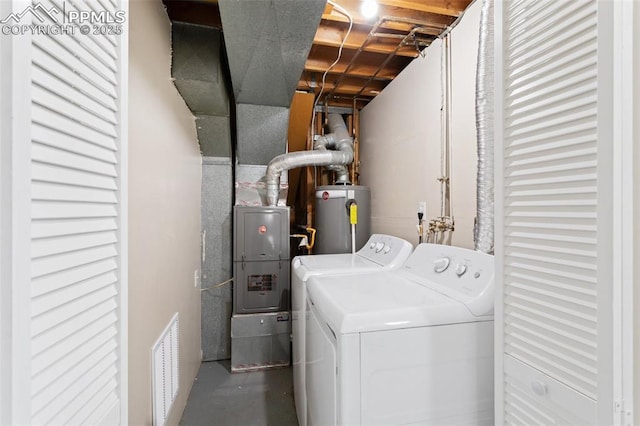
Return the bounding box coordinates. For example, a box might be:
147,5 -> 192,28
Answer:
169,22 -> 234,360
171,23 -> 232,158
201,157 -> 233,360
218,0 -> 326,108
218,0 -> 326,166
172,23 -> 229,117
236,104 -> 290,165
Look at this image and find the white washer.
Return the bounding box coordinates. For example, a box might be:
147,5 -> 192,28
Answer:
305,243 -> 495,426
291,234 -> 413,426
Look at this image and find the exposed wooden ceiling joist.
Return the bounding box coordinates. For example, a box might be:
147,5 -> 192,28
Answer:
312,22 -> 436,57
308,0 -> 472,107
377,0 -> 468,17
163,0 -> 474,108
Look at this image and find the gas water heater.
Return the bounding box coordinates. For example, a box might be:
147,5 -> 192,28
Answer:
314,185 -> 371,254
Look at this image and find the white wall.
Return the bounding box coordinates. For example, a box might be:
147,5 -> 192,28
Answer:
449,0 -> 482,248
129,1 -> 202,424
360,0 -> 481,249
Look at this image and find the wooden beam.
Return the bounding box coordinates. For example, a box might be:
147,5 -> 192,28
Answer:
297,77 -> 388,96
304,62 -> 400,80
376,0 -> 468,17
312,24 -> 433,57
287,92 -> 316,208
320,2 -> 456,28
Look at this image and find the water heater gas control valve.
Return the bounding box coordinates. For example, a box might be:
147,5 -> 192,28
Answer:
433,257 -> 450,273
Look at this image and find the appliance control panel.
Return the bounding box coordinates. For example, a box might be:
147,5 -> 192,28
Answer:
358,234 -> 413,269
400,243 -> 494,316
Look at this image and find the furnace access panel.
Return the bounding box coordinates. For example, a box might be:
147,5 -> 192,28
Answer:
233,206 -> 290,314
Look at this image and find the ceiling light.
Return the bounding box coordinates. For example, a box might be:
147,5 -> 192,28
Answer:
361,0 -> 378,19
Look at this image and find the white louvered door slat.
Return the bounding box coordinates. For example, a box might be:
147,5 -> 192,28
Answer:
31,125 -> 118,162
31,66 -> 118,122
31,36 -> 116,96
48,0 -> 119,57
32,85 -> 118,135
32,162 -> 119,190
32,45 -> 118,110
495,0 -> 619,424
32,105 -> 117,149
0,0 -> 131,424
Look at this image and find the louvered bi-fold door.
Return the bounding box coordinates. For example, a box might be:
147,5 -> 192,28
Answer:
4,0 -> 128,424
494,0 -> 616,424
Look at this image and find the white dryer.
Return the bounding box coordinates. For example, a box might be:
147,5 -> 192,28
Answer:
291,234 -> 413,426
305,243 -> 495,426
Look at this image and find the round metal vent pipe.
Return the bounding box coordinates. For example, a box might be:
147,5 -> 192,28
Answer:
265,113 -> 354,206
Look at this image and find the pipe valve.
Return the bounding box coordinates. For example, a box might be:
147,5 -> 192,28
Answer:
291,227 -> 317,252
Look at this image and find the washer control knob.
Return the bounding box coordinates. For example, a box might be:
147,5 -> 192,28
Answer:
455,264 -> 468,277
375,242 -> 385,253
383,246 -> 391,254
433,257 -> 450,273
369,242 -> 376,249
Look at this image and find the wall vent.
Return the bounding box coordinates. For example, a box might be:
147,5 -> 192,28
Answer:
152,313 -> 180,426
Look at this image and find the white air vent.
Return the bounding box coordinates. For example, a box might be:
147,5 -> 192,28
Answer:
152,313 -> 180,426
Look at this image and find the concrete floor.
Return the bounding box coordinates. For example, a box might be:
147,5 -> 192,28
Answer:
180,361 -> 298,426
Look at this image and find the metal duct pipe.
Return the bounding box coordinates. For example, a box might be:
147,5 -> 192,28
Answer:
474,0 -> 494,254
265,114 -> 353,206
313,113 -> 353,184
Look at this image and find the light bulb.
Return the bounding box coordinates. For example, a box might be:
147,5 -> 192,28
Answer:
361,0 -> 378,19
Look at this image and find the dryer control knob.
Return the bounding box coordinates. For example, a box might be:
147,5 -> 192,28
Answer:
455,264 -> 468,277
383,246 -> 391,254
375,242 -> 385,253
433,257 -> 450,273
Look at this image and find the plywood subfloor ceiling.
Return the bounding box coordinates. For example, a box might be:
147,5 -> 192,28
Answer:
164,0 -> 474,108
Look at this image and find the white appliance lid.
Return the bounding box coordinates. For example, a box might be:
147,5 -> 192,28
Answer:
307,272 -> 485,335
296,253 -> 376,270
293,254 -> 379,280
